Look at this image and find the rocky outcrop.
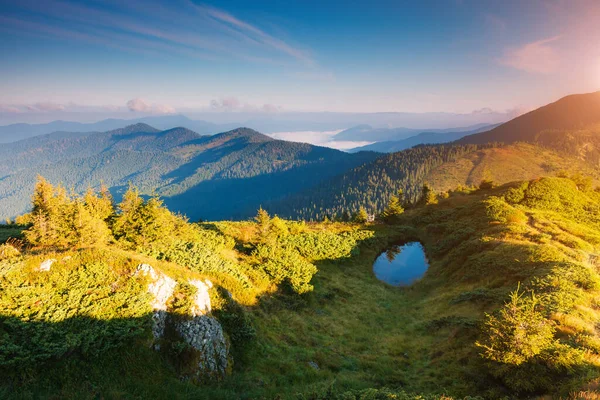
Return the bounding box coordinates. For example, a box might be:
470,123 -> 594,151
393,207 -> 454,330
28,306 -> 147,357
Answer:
175,315 -> 229,378
39,259 -> 56,272
137,263 -> 177,340
136,264 -> 229,380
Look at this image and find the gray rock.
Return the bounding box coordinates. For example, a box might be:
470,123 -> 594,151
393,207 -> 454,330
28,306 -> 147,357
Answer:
175,315 -> 229,378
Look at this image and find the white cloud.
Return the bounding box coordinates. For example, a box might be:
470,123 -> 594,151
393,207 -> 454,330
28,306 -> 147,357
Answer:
500,36 -> 562,74
210,97 -> 241,111
126,98 -> 151,112
210,97 -> 282,113
0,105 -> 22,113
126,98 -> 176,114
25,102 -> 66,112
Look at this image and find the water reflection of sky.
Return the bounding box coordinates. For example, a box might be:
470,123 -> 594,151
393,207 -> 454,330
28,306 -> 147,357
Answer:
373,242 -> 429,286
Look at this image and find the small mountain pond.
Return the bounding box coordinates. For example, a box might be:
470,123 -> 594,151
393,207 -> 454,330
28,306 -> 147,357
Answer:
373,242 -> 429,286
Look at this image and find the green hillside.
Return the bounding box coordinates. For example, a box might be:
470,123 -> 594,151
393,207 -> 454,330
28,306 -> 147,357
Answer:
2,175 -> 600,398
271,141 -> 598,221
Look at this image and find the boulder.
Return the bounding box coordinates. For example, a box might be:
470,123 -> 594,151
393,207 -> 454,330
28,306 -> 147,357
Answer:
137,264 -> 229,380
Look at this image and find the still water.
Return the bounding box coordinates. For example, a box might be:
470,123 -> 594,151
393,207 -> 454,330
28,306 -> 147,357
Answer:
373,242 -> 429,286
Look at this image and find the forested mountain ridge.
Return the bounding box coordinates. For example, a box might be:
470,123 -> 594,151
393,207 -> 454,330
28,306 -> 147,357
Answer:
273,141 -> 600,221
0,124 -> 380,221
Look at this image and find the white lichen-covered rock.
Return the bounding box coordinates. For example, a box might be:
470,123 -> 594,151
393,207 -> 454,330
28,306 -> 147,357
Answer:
136,263 -> 177,340
39,259 -> 56,272
137,264 -> 229,379
188,279 -> 213,316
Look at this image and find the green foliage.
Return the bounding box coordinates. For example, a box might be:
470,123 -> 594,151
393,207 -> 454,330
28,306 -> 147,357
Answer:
418,184 -> 438,206
484,196 -> 526,224
504,182 -> 529,204
252,243 -> 317,294
20,177 -> 113,248
254,207 -> 272,242
354,207 -> 369,223
0,249 -> 151,367
280,230 -> 374,261
272,143 -> 497,221
477,287 -> 555,366
0,243 -> 20,260
111,187 -> 191,251
301,386 -> 468,400
381,189 -> 405,223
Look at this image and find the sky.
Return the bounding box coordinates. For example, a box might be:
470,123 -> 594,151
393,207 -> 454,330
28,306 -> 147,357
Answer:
1,0 -> 600,123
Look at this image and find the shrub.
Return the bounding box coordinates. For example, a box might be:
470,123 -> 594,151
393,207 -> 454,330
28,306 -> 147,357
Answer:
0,243 -> 20,260
252,243 -> 317,294
484,196 -> 526,224
476,287 -> 555,366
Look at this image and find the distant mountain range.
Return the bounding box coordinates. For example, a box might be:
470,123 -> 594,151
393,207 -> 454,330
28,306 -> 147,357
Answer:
0,115 -> 239,144
0,110 -> 516,144
0,124 -> 378,221
3,91 -> 600,222
269,91 -> 600,220
347,124 -> 499,153
335,123 -> 494,143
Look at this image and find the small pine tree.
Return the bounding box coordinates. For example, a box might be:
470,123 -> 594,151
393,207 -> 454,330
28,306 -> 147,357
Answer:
69,201 -> 111,247
84,185 -> 114,221
24,177 -> 72,247
476,286 -> 555,366
381,189 -> 404,223
254,207 -> 271,242
112,187 -> 180,249
354,207 -> 368,223
418,184 -> 438,206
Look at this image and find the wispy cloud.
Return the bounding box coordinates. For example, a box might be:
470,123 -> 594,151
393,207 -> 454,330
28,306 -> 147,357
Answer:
197,4 -> 315,66
127,98 -> 176,114
2,0 -> 316,67
29,102 -> 67,112
0,105 -> 22,114
210,97 -> 282,113
499,36 -> 562,74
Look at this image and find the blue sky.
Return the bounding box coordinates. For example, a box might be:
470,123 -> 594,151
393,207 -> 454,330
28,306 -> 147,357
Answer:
1,0 -> 599,121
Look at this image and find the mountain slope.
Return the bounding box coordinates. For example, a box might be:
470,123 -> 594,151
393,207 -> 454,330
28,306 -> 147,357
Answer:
0,125 -> 379,221
270,142 -> 599,221
459,91 -> 600,145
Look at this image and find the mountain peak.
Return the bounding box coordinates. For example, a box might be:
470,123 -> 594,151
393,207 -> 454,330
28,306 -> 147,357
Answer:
212,127 -> 274,143
109,123 -> 160,136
